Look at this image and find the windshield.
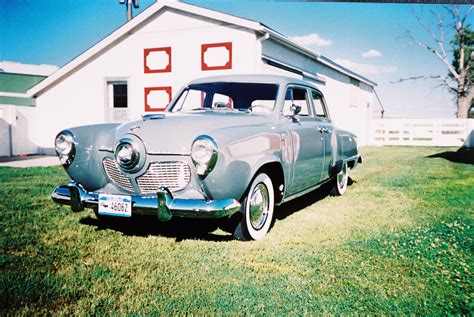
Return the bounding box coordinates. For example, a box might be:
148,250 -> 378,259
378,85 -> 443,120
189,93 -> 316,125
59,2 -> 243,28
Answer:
171,82 -> 278,114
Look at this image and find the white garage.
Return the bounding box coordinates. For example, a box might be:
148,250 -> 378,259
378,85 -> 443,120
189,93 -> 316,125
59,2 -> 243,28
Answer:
0,61 -> 58,156
28,1 -> 379,154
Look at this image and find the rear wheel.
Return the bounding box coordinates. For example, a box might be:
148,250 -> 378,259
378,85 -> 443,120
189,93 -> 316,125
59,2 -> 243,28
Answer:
330,161 -> 348,196
233,173 -> 274,241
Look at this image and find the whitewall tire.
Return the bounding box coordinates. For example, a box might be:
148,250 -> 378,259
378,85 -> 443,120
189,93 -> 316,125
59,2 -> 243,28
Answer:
330,161 -> 348,196
234,173 -> 274,241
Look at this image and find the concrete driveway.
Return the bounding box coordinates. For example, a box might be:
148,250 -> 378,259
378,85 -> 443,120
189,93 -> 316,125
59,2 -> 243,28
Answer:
0,155 -> 60,168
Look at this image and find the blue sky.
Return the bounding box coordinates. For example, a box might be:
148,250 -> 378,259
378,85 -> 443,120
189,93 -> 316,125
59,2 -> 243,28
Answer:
1,0 -> 472,118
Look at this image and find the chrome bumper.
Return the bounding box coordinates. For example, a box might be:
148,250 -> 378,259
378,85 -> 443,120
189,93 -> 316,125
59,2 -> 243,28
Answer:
51,182 -> 241,221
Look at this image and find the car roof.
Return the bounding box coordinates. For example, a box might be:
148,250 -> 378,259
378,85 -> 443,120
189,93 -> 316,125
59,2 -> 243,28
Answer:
187,74 -> 321,91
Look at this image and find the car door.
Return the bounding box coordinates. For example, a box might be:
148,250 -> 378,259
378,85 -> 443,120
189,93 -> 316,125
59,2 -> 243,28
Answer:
310,89 -> 333,182
284,86 -> 325,195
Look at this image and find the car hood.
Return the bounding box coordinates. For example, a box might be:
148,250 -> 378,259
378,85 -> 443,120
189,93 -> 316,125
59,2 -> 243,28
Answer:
115,111 -> 273,154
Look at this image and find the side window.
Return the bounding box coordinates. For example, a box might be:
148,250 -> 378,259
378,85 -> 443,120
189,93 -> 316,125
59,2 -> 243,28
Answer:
212,93 -> 233,109
283,87 -> 310,116
311,90 -> 328,119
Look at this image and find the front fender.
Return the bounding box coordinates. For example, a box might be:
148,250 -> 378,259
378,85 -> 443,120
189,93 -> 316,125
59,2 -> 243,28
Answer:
202,132 -> 283,201
61,123 -> 120,191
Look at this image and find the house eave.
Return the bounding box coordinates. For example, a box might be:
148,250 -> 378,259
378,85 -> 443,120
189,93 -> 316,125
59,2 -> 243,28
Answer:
27,1 -> 376,97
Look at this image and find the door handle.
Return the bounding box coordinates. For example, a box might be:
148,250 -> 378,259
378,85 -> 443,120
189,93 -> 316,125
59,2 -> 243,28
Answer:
317,127 -> 328,133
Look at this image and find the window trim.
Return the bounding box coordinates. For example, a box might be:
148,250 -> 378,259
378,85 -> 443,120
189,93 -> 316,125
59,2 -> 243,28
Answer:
281,84 -> 315,118
104,78 -> 129,110
309,88 -> 331,122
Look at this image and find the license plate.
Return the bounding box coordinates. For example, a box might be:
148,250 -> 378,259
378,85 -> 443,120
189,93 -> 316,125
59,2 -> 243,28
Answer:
98,194 -> 132,217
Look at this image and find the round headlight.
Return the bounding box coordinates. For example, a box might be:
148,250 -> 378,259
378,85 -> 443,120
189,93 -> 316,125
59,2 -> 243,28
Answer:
191,135 -> 218,175
191,139 -> 214,165
55,132 -> 74,156
115,140 -> 139,170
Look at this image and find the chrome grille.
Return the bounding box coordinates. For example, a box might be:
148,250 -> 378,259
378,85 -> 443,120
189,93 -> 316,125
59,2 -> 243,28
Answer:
137,161 -> 191,193
102,158 -> 135,192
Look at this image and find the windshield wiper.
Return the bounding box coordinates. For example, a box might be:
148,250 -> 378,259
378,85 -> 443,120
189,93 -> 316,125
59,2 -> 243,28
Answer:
213,107 -> 240,112
177,108 -> 208,112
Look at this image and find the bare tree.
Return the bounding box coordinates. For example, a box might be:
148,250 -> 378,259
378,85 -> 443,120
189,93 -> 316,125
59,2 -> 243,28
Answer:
394,5 -> 473,118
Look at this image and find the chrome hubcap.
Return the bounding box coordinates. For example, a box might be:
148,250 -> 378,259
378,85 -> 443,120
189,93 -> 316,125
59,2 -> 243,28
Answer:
337,163 -> 347,189
249,183 -> 269,230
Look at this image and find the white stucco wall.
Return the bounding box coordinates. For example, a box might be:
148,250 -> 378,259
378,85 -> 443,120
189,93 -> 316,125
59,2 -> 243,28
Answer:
0,107 -> 10,156
32,8 -> 375,151
0,105 -> 38,156
32,9 -> 258,150
317,65 -> 374,145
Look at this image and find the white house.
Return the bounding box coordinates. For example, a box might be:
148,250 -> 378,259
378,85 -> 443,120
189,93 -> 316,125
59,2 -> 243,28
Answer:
27,1 -> 380,154
0,61 -> 58,156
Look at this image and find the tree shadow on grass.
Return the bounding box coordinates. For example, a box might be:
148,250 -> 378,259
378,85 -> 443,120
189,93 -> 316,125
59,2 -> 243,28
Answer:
427,147 -> 474,165
79,215 -> 233,242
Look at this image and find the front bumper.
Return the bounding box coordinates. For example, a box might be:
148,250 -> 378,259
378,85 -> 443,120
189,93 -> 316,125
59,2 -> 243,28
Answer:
51,182 -> 241,221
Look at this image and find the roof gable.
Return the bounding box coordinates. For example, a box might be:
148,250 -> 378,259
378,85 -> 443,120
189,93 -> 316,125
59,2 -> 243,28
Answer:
28,1 -> 375,96
28,1 -> 264,97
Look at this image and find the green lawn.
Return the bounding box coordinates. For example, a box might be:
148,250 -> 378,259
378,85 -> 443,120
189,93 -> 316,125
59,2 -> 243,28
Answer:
1,147 -> 473,315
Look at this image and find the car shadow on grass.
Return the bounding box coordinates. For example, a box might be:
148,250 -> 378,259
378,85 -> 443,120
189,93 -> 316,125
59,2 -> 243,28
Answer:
79,216 -> 234,242
426,147 -> 473,165
274,178 -> 354,221
78,177 -> 353,242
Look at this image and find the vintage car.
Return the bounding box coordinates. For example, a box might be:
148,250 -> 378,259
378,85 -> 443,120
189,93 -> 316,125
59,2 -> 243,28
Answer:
52,75 -> 361,240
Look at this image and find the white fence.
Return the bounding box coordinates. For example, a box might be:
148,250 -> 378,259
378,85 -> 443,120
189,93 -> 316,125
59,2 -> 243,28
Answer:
372,118 -> 474,147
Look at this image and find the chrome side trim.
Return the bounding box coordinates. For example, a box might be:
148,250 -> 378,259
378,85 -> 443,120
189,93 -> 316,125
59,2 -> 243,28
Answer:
281,178 -> 332,204
280,154 -> 361,205
51,182 -> 240,220
98,146 -> 114,153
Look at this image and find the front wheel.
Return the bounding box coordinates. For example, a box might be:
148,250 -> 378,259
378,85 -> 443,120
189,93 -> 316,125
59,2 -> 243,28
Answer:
330,161 -> 348,196
233,173 -> 275,241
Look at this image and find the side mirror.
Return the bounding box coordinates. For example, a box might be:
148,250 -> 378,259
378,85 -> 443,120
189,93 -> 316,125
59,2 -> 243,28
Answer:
291,104 -> 302,115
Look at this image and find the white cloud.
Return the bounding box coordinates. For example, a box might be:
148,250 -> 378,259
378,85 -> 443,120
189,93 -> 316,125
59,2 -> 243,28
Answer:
361,49 -> 382,58
289,33 -> 332,48
334,58 -> 397,76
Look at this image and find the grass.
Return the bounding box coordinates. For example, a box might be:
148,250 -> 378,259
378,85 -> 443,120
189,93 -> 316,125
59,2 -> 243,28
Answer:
1,146 -> 473,315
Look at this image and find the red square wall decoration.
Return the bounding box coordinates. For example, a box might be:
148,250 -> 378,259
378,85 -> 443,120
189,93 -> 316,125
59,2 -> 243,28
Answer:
144,47 -> 172,73
201,42 -> 232,71
144,87 -> 172,112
